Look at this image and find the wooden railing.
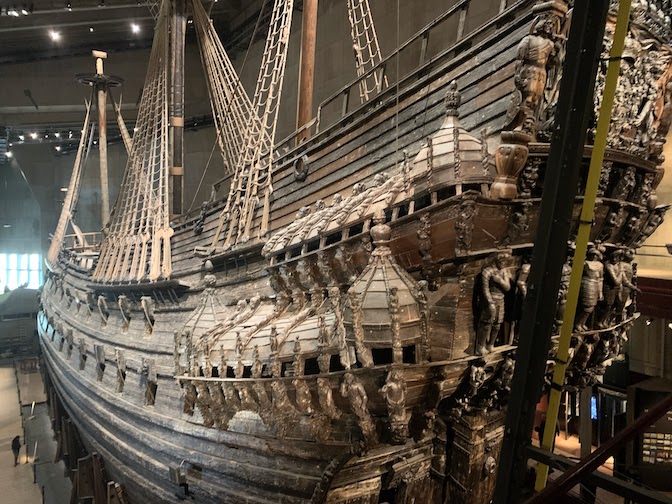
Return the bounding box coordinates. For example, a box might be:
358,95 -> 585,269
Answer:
63,232 -> 102,252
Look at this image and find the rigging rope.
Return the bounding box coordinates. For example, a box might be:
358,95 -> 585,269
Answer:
47,93 -> 95,268
346,0 -> 388,103
93,0 -> 172,283
192,0 -> 294,251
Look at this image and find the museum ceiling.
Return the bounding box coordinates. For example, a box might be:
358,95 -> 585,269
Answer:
0,0 -> 265,64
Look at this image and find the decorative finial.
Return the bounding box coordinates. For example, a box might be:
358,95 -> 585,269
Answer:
445,80 -> 461,117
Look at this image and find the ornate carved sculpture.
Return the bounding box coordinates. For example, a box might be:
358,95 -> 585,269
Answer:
505,2 -> 566,134
575,248 -> 604,331
193,201 -> 208,235
501,202 -> 532,246
616,249 -> 640,321
329,287 -> 352,369
455,198 -> 477,256
417,213 -> 439,290
340,373 -> 377,445
293,379 -> 314,415
598,249 -> 623,328
518,157 -> 541,197
348,291 -> 373,367
195,382 -> 215,428
633,208 -> 667,247
317,377 -> 341,420
388,287 -> 403,364
183,382 -> 198,415
141,358 -> 158,406
611,167 -> 637,201
381,368 -> 410,444
597,161 -> 612,197
597,207 -> 621,243
476,252 -> 512,355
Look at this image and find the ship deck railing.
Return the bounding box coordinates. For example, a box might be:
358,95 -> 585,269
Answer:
206,0 -> 532,207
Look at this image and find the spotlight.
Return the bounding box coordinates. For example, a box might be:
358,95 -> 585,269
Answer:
49,30 -> 61,41
93,140 -> 98,145
55,146 -> 61,152
2,224 -> 11,228
8,143 -> 12,147
66,1 -> 71,11
646,318 -> 653,326
54,132 -> 60,138
6,151 -> 13,158
60,187 -> 68,192
668,322 -> 672,330
89,27 -> 94,33
68,131 -> 73,139
8,6 -> 19,17
18,135 -> 24,141
133,127 -> 139,132
131,23 -> 140,34
29,132 -> 37,139
21,4 -> 28,15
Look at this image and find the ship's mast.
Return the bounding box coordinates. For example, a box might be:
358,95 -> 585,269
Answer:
170,0 -> 187,216
94,50 -> 110,227
296,0 -> 318,144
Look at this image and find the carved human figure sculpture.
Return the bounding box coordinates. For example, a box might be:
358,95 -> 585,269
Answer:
476,252 -> 512,355
598,249 -> 623,328
615,249 -> 640,321
574,248 -> 604,332
506,13 -> 562,133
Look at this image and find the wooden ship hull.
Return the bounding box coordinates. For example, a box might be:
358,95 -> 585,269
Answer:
38,0 -> 671,503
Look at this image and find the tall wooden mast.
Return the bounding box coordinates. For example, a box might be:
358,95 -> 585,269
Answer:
170,0 -> 187,216
94,50 -> 110,227
296,0 -> 318,143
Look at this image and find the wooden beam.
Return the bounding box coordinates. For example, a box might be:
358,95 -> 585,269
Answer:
296,0 -> 318,144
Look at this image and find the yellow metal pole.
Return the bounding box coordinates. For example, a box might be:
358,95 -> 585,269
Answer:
534,0 -> 632,491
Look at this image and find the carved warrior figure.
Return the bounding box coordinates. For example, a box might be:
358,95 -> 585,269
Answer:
340,373 -> 377,444
575,248 -> 604,332
476,252 -> 512,355
381,368 -> 409,444
505,3 -> 566,134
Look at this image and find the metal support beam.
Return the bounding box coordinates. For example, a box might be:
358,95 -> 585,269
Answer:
527,446 -> 672,504
526,393 -> 672,504
493,1 -> 611,502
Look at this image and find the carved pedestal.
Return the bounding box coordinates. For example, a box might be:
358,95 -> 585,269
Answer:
445,409 -> 506,504
491,131 -> 532,199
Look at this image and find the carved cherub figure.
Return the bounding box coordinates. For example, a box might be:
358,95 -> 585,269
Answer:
476,252 -> 512,355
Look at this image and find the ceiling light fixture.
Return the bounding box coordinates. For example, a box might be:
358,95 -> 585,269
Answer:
2,224 -> 11,228
131,23 -> 140,34
60,187 -> 68,192
29,132 -> 37,139
49,30 -> 61,41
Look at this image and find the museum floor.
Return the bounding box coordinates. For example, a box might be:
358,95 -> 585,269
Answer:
0,362 -> 71,504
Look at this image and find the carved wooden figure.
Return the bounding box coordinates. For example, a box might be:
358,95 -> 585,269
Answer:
476,252 -> 512,355
575,248 -> 604,332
